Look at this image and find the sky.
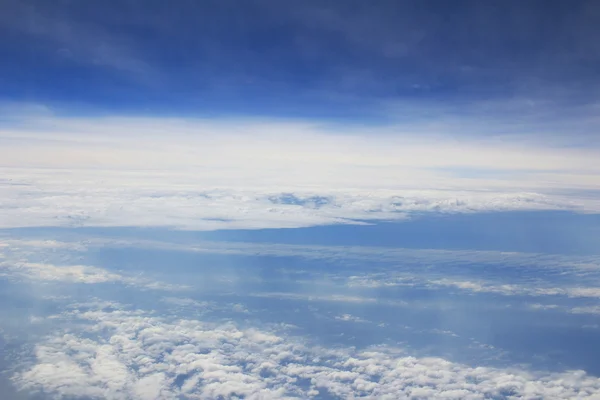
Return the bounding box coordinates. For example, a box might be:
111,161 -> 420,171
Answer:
1,0 -> 600,119
1,1 -> 600,399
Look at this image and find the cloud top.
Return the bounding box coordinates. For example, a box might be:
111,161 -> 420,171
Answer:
13,304 -> 600,399
1,114 -> 599,230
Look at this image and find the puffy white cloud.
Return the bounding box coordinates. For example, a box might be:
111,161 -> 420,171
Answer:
12,304 -> 600,399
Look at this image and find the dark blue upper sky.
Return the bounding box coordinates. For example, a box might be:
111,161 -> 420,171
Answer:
1,0 -> 600,119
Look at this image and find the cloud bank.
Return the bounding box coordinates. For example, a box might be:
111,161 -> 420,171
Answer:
1,113 -> 599,230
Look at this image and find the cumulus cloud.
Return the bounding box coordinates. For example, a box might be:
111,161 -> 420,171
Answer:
12,303 -> 600,399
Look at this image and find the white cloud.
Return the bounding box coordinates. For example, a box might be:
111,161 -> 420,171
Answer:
0,170 -> 580,231
12,303 -> 600,399
525,304 -> 600,316
570,306 -> 600,315
0,113 -> 599,230
334,313 -> 369,323
0,261 -> 123,284
0,260 -> 188,291
346,274 -> 600,300
0,237 -> 190,291
161,297 -> 250,315
250,292 -> 380,304
427,278 -> 600,300
528,304 -> 560,311
161,297 -> 212,308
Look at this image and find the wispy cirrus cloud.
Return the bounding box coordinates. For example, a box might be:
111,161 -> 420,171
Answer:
0,2 -> 155,80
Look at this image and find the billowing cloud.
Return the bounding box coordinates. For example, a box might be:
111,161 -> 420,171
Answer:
12,303 -> 600,399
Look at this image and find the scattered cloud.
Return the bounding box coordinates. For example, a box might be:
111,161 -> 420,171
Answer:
12,303 -> 600,399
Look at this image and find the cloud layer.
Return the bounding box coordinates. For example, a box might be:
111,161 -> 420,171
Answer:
1,114 -> 599,230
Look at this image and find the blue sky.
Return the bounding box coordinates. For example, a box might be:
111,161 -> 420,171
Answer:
2,0 -> 600,122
